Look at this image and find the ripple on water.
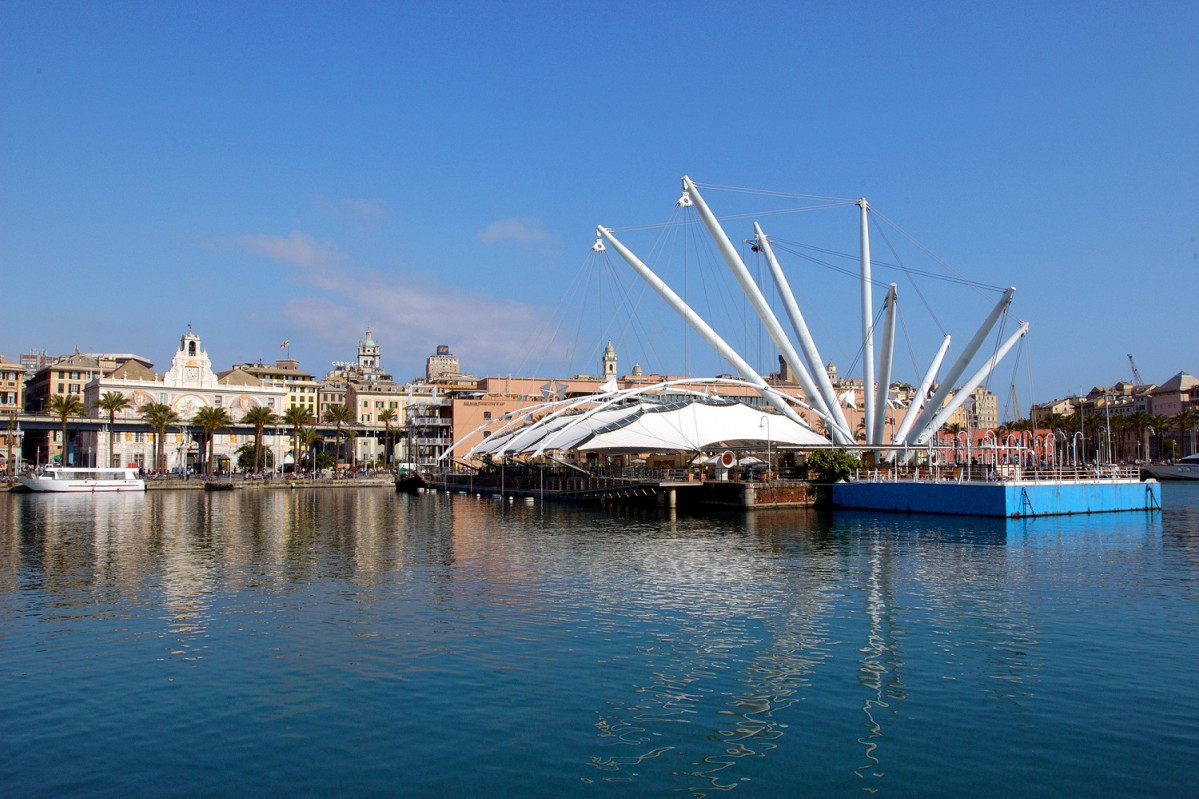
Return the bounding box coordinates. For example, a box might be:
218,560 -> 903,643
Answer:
0,489 -> 1197,796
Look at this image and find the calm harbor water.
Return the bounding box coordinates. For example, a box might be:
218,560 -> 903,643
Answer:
2,484 -> 1197,797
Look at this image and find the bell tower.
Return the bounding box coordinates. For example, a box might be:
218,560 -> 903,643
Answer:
358,329 -> 379,371
602,341 -> 617,380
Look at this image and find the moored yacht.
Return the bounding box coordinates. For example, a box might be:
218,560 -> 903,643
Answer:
1141,454 -> 1199,481
19,467 -> 146,493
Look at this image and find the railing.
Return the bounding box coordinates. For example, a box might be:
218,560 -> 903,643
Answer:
855,463 -> 1142,483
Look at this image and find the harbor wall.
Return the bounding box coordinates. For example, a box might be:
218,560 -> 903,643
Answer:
832,479 -> 1162,517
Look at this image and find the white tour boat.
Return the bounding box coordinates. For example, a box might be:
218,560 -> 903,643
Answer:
1141,454 -> 1199,481
20,467 -> 146,493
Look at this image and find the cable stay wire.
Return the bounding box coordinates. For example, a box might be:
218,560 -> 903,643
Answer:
868,207 -> 1002,302
871,218 -> 948,338
768,237 -> 1004,292
690,181 -> 858,204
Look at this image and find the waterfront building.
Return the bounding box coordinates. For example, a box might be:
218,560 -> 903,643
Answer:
426,345 -> 460,382
0,354 -> 25,473
23,350 -> 152,413
21,350 -> 154,466
944,386 -> 999,431
1148,372 -> 1198,418
230,358 -> 318,413
75,331 -> 287,471
319,331 -> 410,466
0,355 -> 24,415
18,349 -> 53,376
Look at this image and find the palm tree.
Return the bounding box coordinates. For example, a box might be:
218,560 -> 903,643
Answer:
1126,411 -> 1151,461
1148,414 -> 1171,461
282,405 -> 315,473
48,394 -> 87,466
323,403 -> 354,472
140,403 -> 180,473
242,406 -> 279,473
379,408 -> 396,469
96,391 -> 132,469
192,406 -> 232,476
297,427 -> 323,472
1173,407 -> 1199,457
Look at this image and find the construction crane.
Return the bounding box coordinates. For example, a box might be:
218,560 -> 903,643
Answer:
1128,354 -> 1144,385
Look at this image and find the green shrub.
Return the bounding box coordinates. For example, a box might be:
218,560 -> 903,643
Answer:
807,449 -> 862,483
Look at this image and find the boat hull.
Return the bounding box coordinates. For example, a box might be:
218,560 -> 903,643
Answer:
19,477 -> 146,493
1140,463 -> 1199,481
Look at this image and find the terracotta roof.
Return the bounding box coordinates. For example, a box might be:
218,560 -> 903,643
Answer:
107,360 -> 162,382
217,369 -> 263,387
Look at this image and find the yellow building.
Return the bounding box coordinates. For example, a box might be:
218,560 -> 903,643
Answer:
0,354 -> 24,473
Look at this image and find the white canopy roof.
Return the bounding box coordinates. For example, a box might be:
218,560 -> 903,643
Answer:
578,399 -> 828,453
470,397 -> 829,457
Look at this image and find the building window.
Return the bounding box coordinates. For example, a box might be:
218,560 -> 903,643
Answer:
214,396 -> 222,406
483,411 -> 492,420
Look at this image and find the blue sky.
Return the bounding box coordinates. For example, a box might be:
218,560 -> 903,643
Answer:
2,1 -> 1195,410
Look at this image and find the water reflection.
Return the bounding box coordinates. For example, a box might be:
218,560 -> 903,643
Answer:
0,487 -> 1192,797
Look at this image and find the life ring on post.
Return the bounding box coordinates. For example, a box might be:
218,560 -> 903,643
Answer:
720,451 -> 736,469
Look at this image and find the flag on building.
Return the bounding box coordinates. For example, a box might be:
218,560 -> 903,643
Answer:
280,340 -> 290,349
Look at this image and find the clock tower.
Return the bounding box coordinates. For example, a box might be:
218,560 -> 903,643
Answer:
164,331 -> 218,389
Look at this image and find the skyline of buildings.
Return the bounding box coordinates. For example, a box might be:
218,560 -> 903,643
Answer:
1,328 -> 1196,475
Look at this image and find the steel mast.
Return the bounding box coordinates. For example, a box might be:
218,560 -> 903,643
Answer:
859,199 -> 877,445
912,322 -> 1030,445
596,225 -> 820,433
679,176 -> 849,444
904,287 -> 1016,446
872,284 -> 899,446
752,221 -> 855,445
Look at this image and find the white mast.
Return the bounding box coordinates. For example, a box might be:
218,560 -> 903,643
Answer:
597,225 -> 819,433
679,177 -> 847,443
912,322 -> 1030,445
871,283 -> 898,446
890,333 -> 952,450
859,199 -> 877,445
907,287 -> 1016,445
753,222 -> 855,445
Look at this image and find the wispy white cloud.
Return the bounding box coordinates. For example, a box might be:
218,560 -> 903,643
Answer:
477,217 -> 554,246
236,231 -> 345,270
238,228 -> 571,376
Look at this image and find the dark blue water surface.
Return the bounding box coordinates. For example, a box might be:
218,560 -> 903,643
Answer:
2,484 -> 1197,797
